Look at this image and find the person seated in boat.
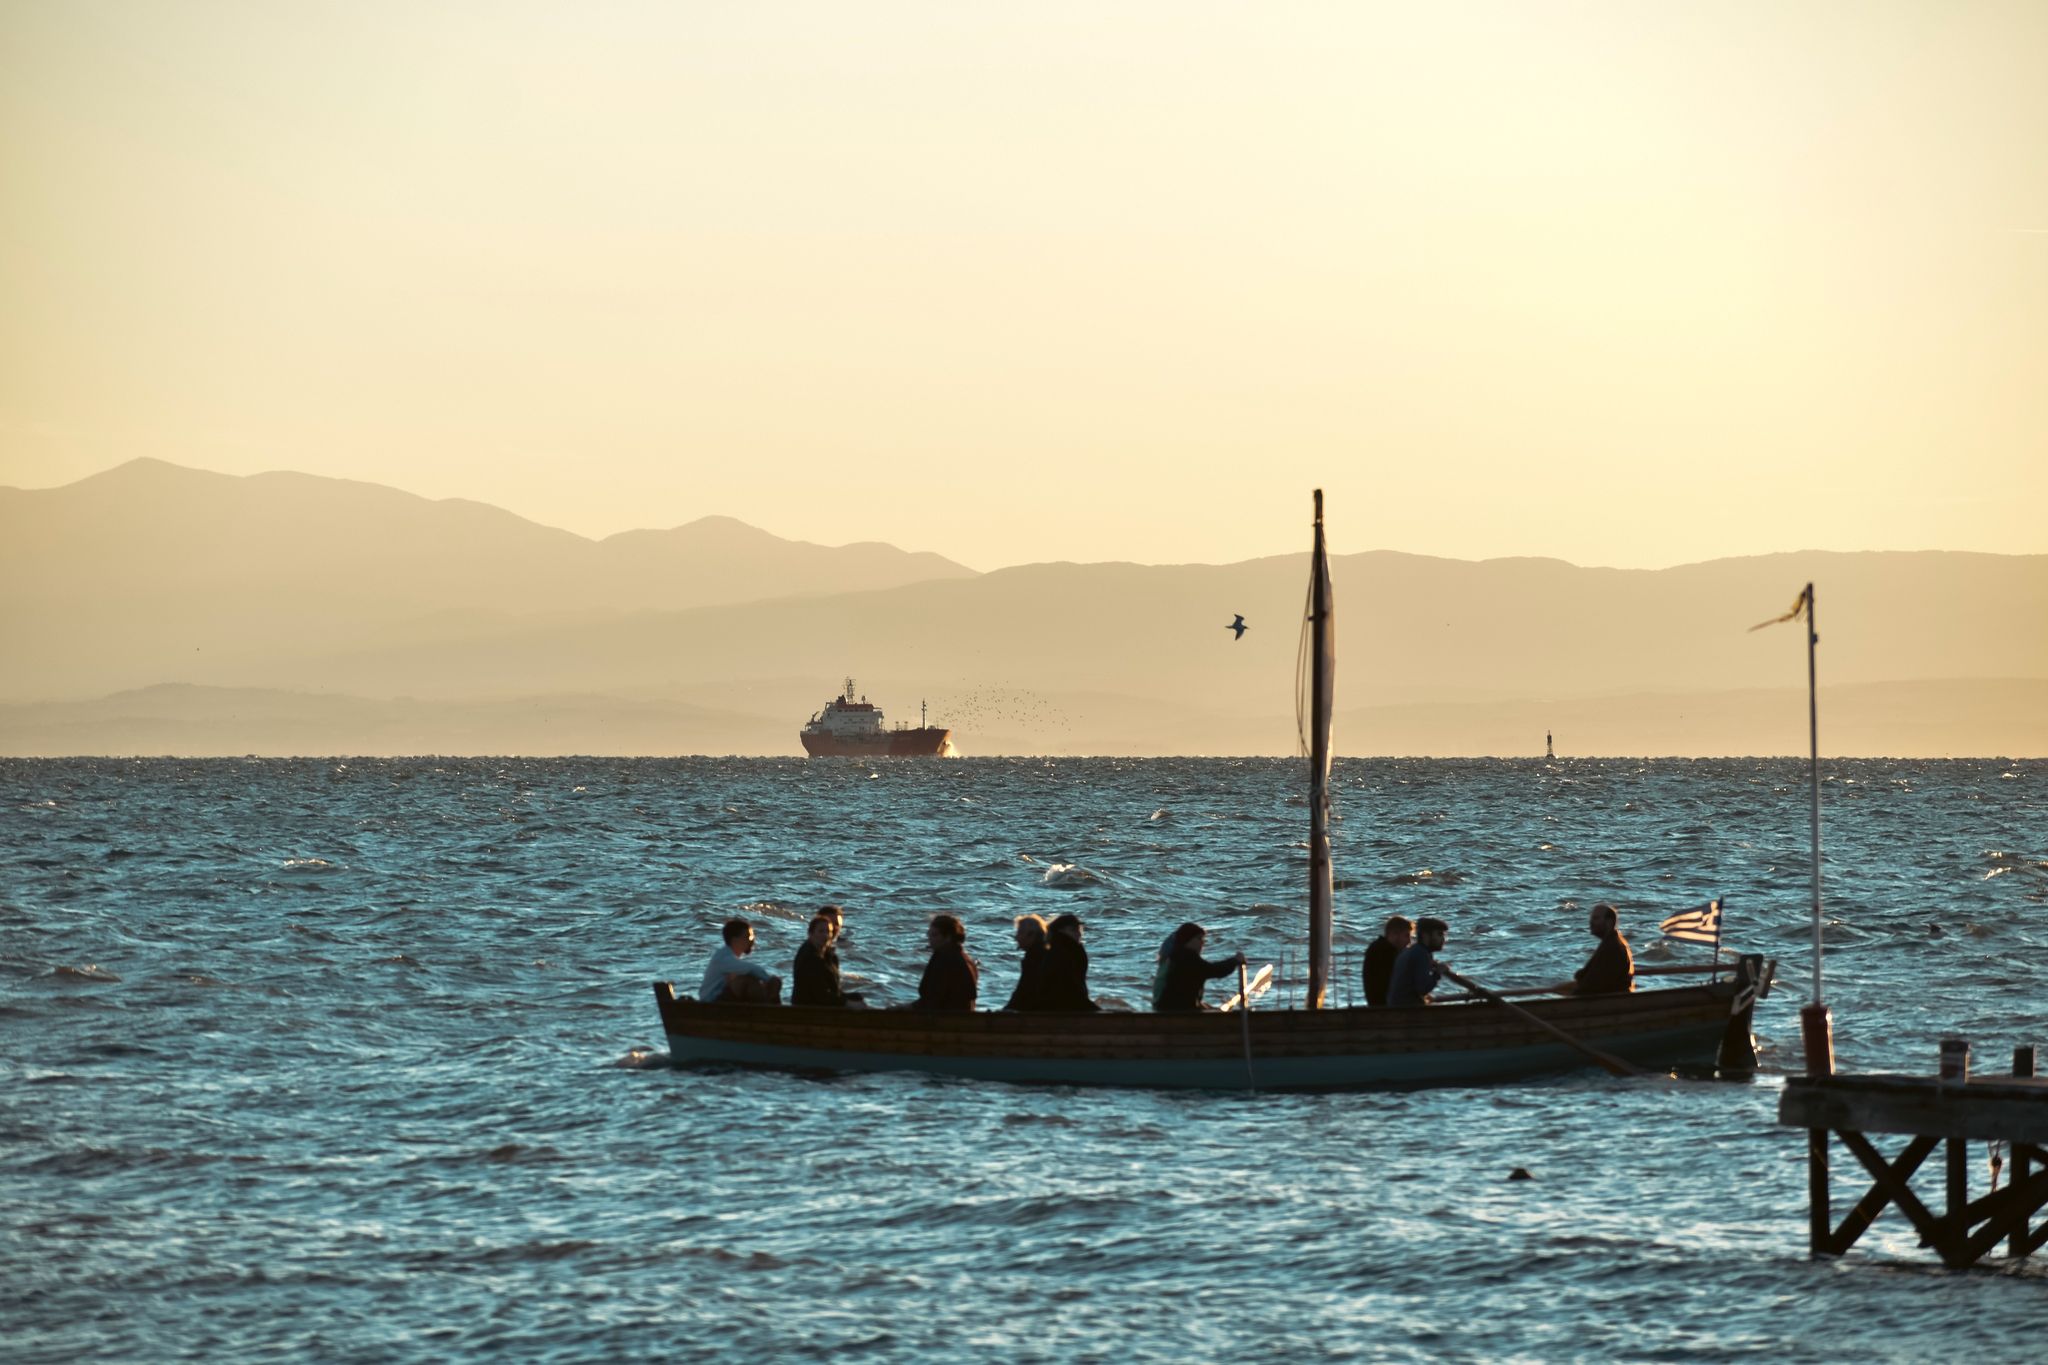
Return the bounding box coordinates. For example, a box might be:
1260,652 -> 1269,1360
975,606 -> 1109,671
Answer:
792,912 -> 849,1006
700,916 -> 782,1004
1569,902 -> 1634,995
1387,917 -> 1448,1007
1042,913 -> 1100,1011
1004,914 -> 1051,1010
1156,922 -> 1245,1012
1362,914 -> 1413,1008
914,913 -> 980,1011
1149,928 -> 1178,1009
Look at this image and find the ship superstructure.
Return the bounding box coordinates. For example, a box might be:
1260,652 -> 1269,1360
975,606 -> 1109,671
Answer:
800,679 -> 954,757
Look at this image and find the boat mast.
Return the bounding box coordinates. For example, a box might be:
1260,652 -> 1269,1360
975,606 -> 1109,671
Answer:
1307,489 -> 1335,1008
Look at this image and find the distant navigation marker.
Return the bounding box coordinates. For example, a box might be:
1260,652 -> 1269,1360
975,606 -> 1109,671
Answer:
1546,730 -> 1555,759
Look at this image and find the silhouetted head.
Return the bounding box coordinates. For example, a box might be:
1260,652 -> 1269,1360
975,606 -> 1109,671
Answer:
1014,914 -> 1047,949
1589,903 -> 1618,937
1414,917 -> 1448,950
928,914 -> 966,950
722,917 -> 754,955
819,904 -> 845,934
807,914 -> 834,949
1382,915 -> 1413,949
1049,913 -> 1084,943
1172,921 -> 1206,952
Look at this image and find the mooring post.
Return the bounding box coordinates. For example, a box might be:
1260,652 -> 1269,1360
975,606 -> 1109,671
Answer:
2016,1045 -> 2038,1259
1940,1039 -> 1971,1251
1809,1127 -> 1832,1256
1804,1022 -> 1838,1257
1946,1138 -> 1969,1248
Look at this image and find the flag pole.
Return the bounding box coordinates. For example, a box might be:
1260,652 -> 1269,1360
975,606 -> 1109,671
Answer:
1712,897 -> 1723,984
1798,582 -> 1833,1076
1804,583 -> 1822,1005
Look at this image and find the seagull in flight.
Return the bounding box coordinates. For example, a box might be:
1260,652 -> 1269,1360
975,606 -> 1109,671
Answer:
1227,614 -> 1248,641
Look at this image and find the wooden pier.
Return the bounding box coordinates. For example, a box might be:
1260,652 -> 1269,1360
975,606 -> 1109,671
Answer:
1780,1045 -> 2046,1268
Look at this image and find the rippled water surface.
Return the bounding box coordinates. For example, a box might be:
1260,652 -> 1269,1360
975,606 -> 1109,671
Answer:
3,757 -> 2043,1361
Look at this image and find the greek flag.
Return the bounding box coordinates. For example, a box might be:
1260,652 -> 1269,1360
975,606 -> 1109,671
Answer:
1660,898 -> 1724,946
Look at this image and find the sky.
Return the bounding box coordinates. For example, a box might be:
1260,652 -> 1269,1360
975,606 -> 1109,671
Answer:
2,1 -> 2044,572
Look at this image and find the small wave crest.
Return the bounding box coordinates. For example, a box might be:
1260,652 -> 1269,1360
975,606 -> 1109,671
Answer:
1040,862 -> 1102,889
1387,868 -> 1466,887
735,899 -> 806,922
53,964 -> 121,983
1981,850 -> 2046,882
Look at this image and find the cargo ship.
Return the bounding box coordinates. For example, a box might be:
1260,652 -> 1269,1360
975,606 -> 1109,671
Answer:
800,679 -> 955,758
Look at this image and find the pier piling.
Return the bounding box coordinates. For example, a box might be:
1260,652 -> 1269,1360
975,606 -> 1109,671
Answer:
2016,1046 -> 2038,1259
1779,1040 -> 2048,1268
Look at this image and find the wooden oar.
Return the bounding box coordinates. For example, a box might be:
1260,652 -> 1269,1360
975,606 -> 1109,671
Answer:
1440,968 -> 1644,1079
1217,962 -> 1273,1013
1235,960 -> 1257,1091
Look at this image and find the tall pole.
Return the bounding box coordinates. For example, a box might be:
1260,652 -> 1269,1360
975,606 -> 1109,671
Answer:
1797,581 -> 1833,1075
1306,490 -> 1333,1009
1805,582 -> 1822,1004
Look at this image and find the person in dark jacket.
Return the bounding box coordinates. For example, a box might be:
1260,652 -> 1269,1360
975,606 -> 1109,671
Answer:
1387,917 -> 1449,1007
792,913 -> 847,1006
1005,914 -> 1051,1010
914,913 -> 979,1011
1042,913 -> 1099,1011
1362,915 -> 1413,1007
819,904 -> 846,940
1156,922 -> 1244,1011
1571,903 -> 1635,995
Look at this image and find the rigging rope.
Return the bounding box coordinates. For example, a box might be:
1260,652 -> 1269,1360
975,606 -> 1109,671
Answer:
1294,572 -> 1314,758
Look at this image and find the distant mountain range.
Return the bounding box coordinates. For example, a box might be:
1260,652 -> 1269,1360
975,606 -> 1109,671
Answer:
4,460 -> 2044,755
1,458 -> 975,698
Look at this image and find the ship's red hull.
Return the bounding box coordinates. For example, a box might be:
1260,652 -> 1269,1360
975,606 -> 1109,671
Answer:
800,727 -> 953,758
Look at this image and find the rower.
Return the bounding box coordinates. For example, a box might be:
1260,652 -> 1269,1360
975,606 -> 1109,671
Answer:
914,914 -> 980,1011
1362,915 -> 1413,1007
1155,922 -> 1244,1011
1569,902 -> 1635,994
791,913 -> 848,1007
1003,914 -> 1051,1010
1042,913 -> 1099,1011
1387,917 -> 1449,1006
700,917 -> 782,1004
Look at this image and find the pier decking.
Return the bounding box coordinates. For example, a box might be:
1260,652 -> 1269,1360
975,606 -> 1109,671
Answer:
1779,1048 -> 2046,1268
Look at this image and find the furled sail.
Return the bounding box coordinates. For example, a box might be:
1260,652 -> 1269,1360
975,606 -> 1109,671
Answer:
1305,490 -> 1336,1007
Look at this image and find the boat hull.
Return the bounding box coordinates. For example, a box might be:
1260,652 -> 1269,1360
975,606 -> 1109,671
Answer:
653,969 -> 1765,1090
799,727 -> 953,758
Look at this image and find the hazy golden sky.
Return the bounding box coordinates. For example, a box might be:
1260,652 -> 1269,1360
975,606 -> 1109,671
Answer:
3,1 -> 2044,570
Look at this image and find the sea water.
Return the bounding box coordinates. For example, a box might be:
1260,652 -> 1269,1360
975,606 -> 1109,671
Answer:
2,757 -> 2042,1361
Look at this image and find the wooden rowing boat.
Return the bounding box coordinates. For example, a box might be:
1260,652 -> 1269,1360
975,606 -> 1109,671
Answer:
654,958 -> 1768,1089
652,491 -> 1775,1090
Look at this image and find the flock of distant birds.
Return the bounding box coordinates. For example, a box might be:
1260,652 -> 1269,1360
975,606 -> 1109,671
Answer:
931,615 -> 1250,738
939,687 -> 1072,736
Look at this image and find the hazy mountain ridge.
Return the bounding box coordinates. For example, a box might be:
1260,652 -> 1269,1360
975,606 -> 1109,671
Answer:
4,461 -> 2042,754
179,545 -> 2043,701
0,459 -> 979,697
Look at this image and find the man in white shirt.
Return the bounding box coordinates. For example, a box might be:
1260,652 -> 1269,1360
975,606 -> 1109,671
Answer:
699,917 -> 782,1004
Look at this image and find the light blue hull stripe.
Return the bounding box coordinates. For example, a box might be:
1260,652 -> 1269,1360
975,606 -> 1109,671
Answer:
665,1024 -> 1724,1089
